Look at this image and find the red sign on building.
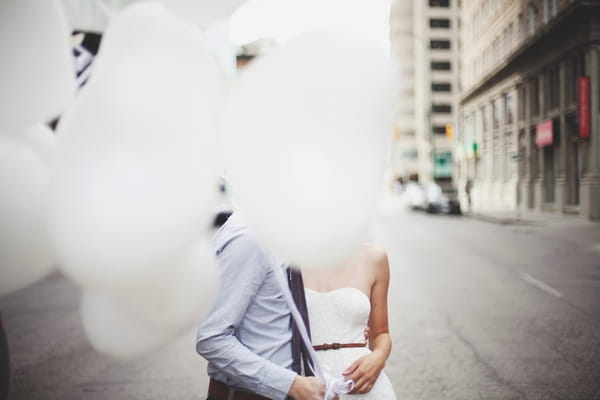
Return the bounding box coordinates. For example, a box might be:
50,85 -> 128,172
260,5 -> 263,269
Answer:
536,120 -> 554,147
578,76 -> 591,138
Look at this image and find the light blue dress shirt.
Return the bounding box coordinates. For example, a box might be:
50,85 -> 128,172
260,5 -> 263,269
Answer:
196,214 -> 296,400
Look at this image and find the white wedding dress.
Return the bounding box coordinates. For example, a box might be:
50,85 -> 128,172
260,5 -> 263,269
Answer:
305,287 -> 397,399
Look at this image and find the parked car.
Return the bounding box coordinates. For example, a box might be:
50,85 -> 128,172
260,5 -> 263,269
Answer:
440,186 -> 462,215
404,182 -> 426,210
424,182 -> 462,215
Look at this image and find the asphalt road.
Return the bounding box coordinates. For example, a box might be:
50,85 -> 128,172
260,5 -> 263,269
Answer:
1,209 -> 600,399
377,209 -> 600,400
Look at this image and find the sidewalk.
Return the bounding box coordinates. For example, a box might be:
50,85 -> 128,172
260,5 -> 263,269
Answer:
463,208 -> 599,228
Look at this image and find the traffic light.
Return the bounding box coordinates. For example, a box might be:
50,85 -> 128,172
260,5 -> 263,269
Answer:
445,124 -> 453,139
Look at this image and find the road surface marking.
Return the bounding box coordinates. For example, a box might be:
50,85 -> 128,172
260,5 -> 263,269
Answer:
519,272 -> 563,298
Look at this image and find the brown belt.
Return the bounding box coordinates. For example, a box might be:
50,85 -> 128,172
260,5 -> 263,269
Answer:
313,342 -> 367,351
208,378 -> 271,400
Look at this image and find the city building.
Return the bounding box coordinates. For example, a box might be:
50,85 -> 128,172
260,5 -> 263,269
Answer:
389,0 -> 460,186
458,0 -> 600,219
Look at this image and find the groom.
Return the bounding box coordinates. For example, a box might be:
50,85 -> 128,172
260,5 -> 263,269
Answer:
196,212 -> 325,400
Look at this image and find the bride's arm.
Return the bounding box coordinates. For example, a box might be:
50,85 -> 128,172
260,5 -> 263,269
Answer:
343,245 -> 392,394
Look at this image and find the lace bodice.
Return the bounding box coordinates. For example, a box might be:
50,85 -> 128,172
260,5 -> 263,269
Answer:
305,287 -> 370,345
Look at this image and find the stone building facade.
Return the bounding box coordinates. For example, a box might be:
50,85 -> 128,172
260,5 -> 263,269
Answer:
458,0 -> 600,219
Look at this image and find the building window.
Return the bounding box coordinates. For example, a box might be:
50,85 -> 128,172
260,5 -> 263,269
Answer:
518,14 -> 524,43
505,92 -> 515,126
547,66 -> 560,110
430,18 -> 451,28
432,82 -> 452,92
528,3 -> 537,36
431,61 -> 452,71
433,151 -> 453,178
493,38 -> 500,65
432,104 -> 452,113
432,125 -> 447,135
429,0 -> 450,7
492,98 -> 501,130
430,40 -> 451,50
542,0 -> 549,23
503,24 -> 514,56
518,85 -> 527,122
402,149 -> 418,159
530,77 -> 540,116
567,53 -> 585,105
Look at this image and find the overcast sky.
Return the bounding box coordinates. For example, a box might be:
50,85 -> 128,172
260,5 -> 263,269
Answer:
228,0 -> 392,53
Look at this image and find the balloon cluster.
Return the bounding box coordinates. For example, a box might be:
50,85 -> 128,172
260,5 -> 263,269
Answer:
0,0 -> 395,358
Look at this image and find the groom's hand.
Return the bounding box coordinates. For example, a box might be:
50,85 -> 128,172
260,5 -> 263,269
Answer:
288,376 -> 326,400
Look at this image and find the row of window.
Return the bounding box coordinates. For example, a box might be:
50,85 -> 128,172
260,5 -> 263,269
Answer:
471,0 -> 511,37
428,0 -> 453,136
468,0 -> 561,88
526,53 -> 587,117
464,92 -> 516,137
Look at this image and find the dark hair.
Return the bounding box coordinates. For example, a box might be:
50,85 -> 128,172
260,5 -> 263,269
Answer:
212,211 -> 233,229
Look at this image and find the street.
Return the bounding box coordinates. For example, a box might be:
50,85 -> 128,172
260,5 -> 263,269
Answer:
1,210 -> 600,399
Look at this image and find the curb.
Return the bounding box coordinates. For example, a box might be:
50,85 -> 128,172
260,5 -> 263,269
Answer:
463,212 -> 545,226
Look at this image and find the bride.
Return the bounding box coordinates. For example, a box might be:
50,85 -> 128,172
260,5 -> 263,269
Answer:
302,243 -> 397,399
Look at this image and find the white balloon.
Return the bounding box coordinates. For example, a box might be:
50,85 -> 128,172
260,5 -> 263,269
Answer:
58,0 -> 116,33
0,134 -> 55,295
0,0 -> 75,130
117,237 -> 219,334
80,290 -> 170,359
49,2 -> 224,291
121,0 -> 247,26
80,236 -> 217,358
20,124 -> 57,168
222,30 -> 396,269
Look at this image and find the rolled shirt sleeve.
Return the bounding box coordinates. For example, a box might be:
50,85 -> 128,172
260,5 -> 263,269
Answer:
196,231 -> 296,400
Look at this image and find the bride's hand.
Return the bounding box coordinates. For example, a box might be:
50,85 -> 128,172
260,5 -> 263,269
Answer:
342,349 -> 386,394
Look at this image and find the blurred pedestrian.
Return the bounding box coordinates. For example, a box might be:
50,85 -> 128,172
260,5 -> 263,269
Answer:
465,179 -> 473,212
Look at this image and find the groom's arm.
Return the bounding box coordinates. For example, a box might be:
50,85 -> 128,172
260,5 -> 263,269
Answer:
196,234 -> 297,400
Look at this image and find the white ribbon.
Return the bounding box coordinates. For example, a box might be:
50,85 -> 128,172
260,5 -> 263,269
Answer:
271,264 -> 354,399
323,365 -> 355,400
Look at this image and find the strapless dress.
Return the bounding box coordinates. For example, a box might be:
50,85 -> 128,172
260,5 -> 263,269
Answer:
305,287 -> 397,399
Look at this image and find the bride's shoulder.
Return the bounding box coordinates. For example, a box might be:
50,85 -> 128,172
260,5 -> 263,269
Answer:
358,243 -> 390,272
